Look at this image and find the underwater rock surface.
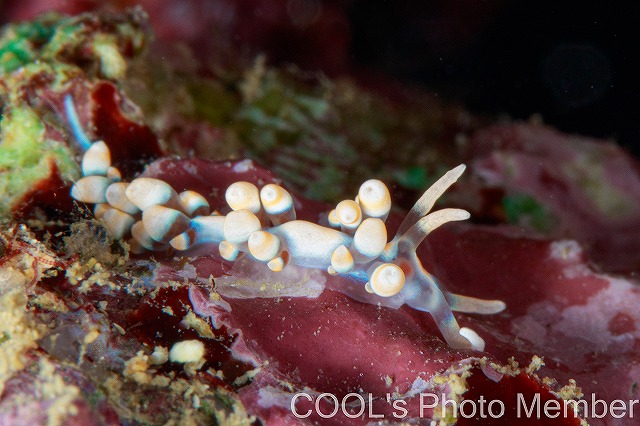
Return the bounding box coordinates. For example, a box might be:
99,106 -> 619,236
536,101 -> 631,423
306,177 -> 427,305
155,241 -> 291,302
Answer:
1,6 -> 639,426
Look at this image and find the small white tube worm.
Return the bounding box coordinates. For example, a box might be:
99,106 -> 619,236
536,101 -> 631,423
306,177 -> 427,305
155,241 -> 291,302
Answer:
101,208 -> 136,240
225,182 -> 262,214
105,182 -> 140,215
94,203 -> 110,219
71,176 -> 112,204
106,167 -> 121,182
142,205 -> 191,243
357,179 -> 391,221
223,209 -> 262,244
247,230 -> 281,262
351,218 -> 387,262
179,190 -> 210,217
131,221 -> 168,251
400,208 -> 470,250
81,141 -> 111,176
329,244 -> 354,275
395,164 -> 466,238
170,215 -> 225,250
335,200 -> 362,235
259,184 -> 296,225
125,178 -> 183,212
367,263 -> 405,297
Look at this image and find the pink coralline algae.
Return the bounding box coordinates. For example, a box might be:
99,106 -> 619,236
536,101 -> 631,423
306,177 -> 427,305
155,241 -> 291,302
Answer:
131,151 -> 639,425
467,123 -> 640,273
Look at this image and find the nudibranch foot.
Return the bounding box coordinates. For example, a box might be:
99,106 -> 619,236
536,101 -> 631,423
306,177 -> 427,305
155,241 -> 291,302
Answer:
64,95 -> 506,351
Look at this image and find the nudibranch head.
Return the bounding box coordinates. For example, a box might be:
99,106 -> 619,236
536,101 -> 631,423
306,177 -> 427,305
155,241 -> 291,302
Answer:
65,95 -> 505,352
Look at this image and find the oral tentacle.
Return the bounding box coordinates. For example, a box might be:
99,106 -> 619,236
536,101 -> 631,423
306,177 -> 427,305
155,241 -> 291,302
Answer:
394,164 -> 466,238
399,208 -> 470,250
405,282 -> 476,350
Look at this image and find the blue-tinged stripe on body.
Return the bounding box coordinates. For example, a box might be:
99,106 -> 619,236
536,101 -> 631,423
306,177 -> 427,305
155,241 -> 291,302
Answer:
270,221 -> 352,269
64,95 -> 92,151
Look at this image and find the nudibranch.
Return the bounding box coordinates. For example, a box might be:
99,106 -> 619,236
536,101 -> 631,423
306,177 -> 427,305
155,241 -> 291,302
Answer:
65,95 -> 505,351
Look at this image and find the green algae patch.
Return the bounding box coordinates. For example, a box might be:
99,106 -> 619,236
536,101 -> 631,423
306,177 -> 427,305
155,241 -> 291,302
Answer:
0,107 -> 79,217
1,10 -> 148,81
503,193 -> 556,232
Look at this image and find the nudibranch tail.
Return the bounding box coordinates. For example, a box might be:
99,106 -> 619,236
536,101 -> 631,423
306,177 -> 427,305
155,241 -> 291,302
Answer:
65,95 -> 505,352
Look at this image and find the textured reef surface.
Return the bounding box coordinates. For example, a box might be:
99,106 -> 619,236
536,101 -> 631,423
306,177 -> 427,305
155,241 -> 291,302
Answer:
1,6 -> 640,426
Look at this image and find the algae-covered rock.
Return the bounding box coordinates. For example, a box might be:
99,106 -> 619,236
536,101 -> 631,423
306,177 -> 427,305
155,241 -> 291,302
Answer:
0,106 -> 78,217
0,9 -> 151,218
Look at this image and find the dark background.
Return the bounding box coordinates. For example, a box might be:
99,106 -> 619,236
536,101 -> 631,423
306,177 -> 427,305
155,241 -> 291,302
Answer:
348,0 -> 640,157
2,0 -> 639,157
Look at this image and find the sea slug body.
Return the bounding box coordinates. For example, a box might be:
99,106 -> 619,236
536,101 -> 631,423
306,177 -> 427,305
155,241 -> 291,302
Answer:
65,95 -> 505,351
